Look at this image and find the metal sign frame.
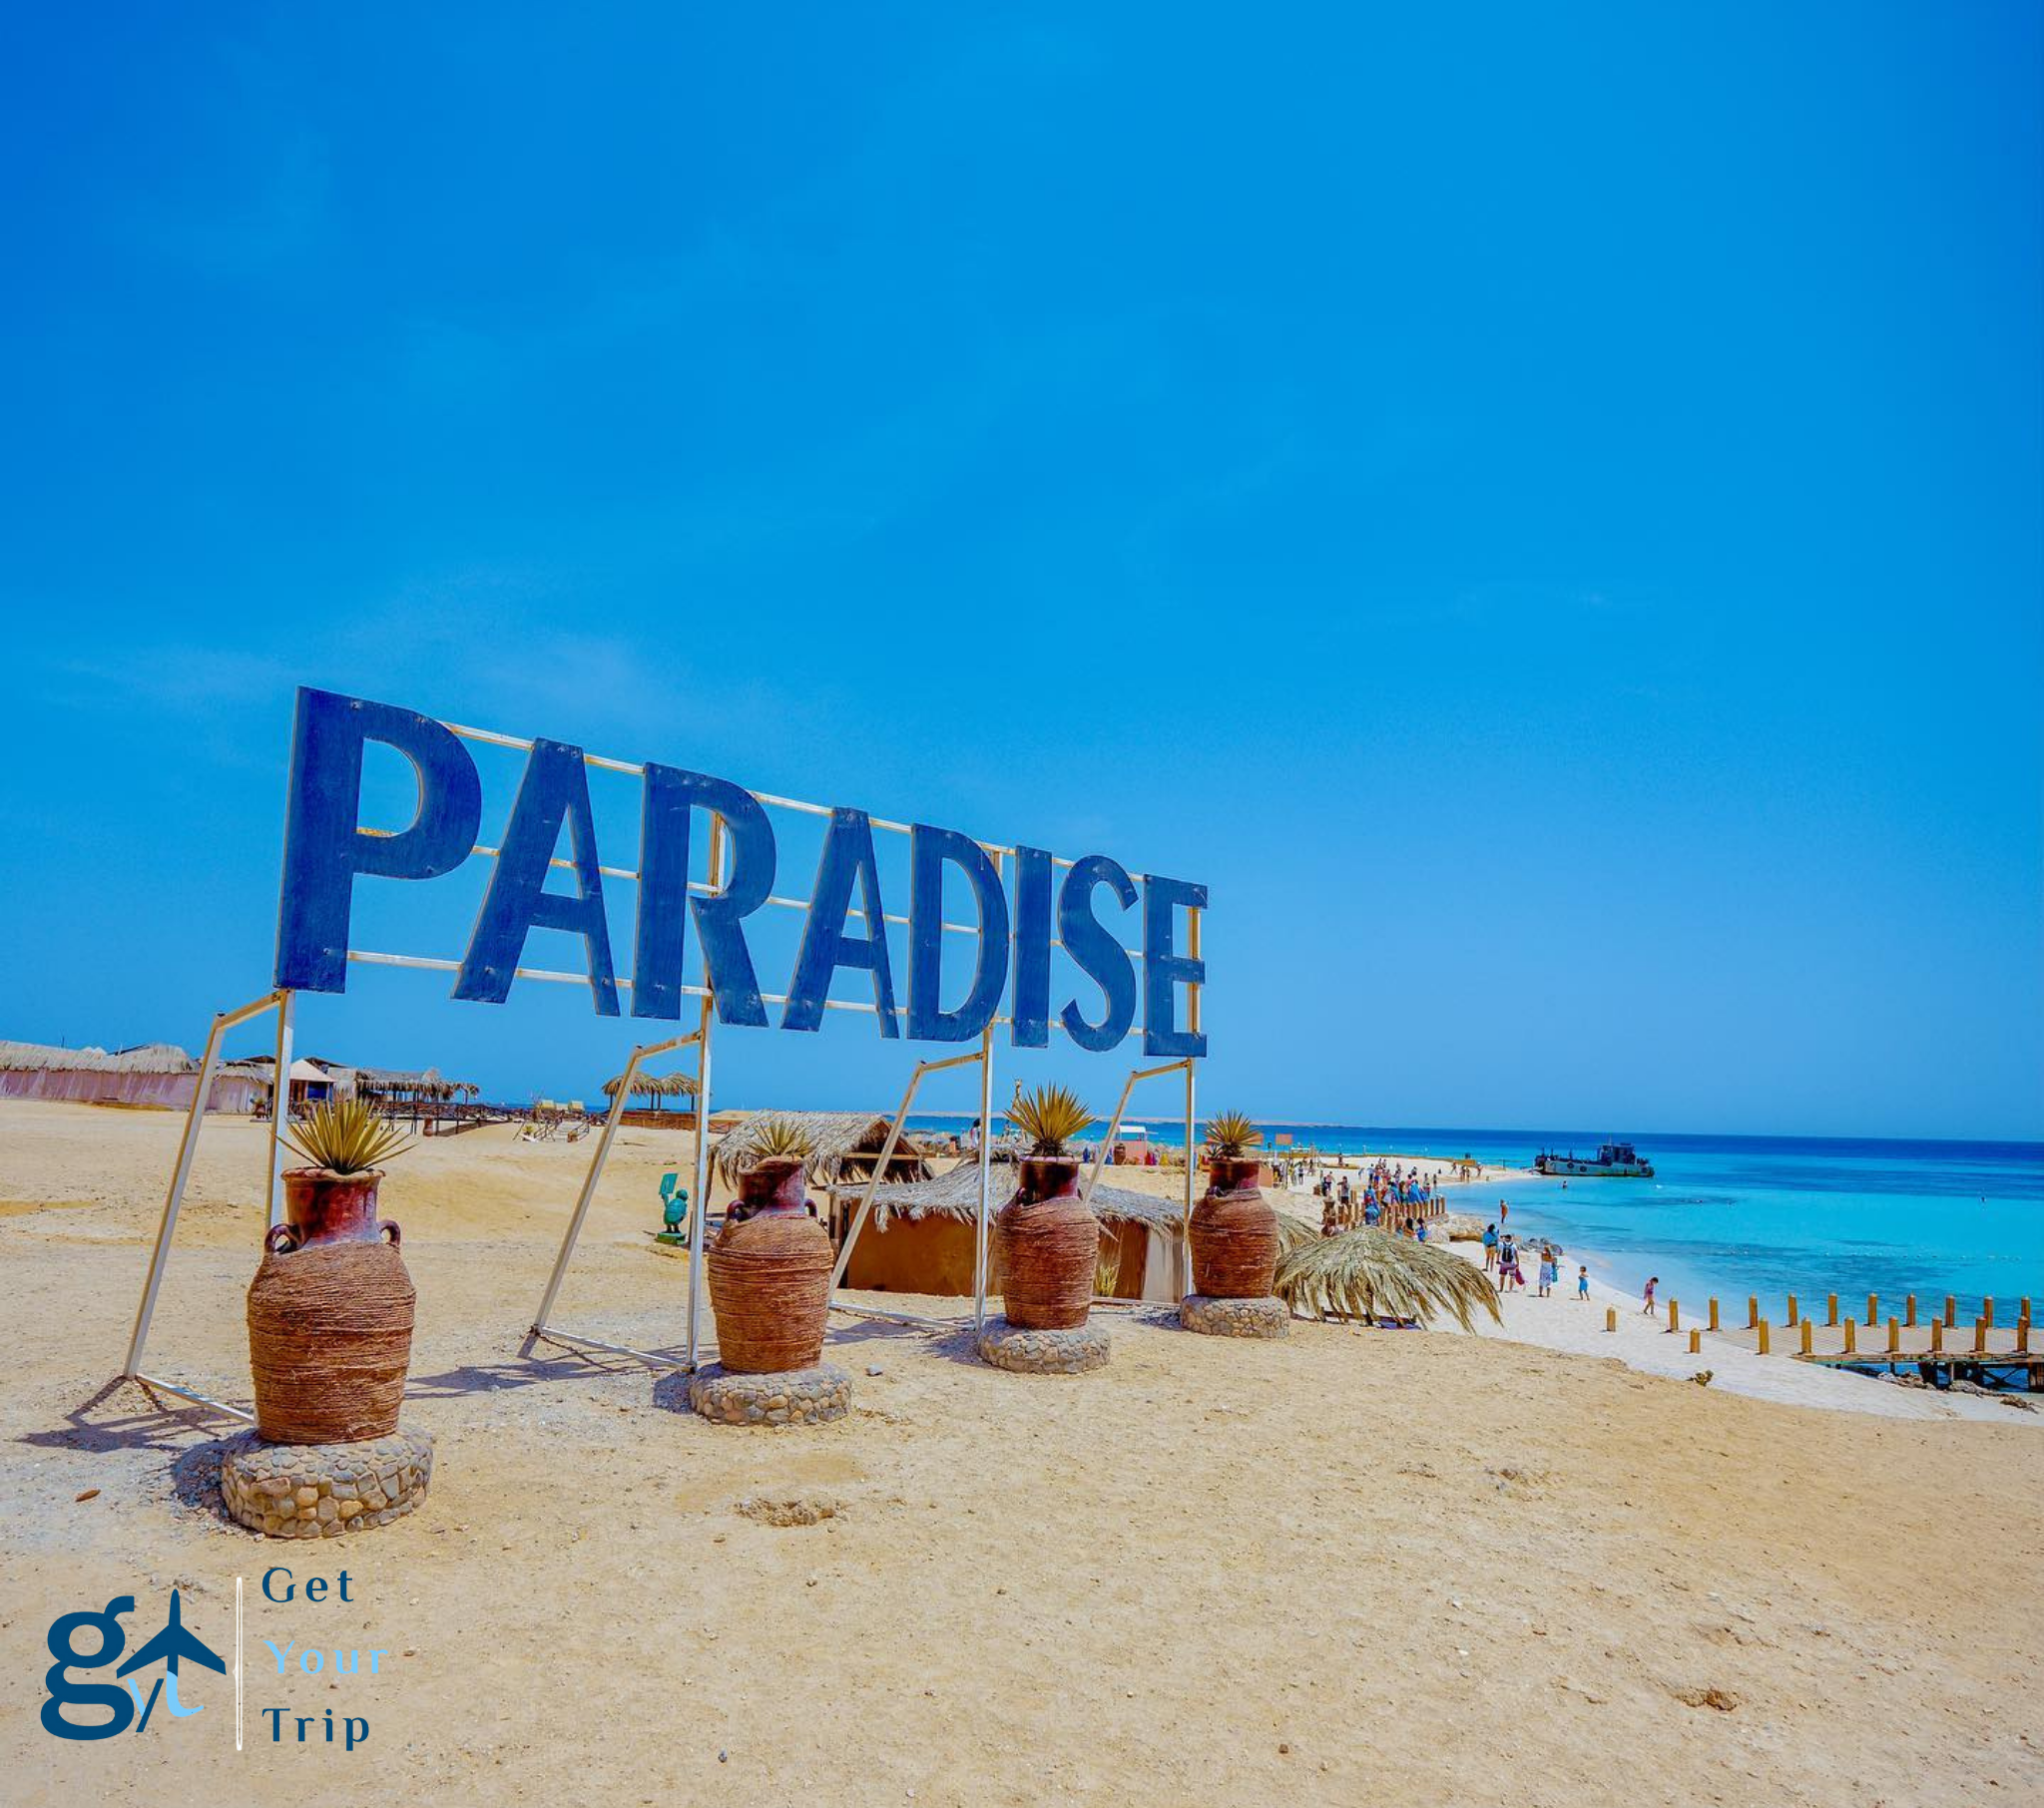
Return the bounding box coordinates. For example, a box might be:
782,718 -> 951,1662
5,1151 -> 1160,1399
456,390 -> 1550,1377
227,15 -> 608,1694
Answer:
119,704 -> 1204,1410
122,986 -> 297,1420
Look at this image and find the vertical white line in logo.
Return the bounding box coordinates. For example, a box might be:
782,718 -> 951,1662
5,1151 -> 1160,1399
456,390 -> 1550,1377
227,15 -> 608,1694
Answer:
235,1576 -> 244,1751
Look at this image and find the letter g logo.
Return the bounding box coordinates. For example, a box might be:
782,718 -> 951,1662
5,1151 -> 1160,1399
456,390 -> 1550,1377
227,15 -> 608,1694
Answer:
42,1597 -> 135,1740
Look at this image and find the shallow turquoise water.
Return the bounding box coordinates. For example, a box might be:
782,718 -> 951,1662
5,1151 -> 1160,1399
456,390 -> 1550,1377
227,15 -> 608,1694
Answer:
906,1119 -> 2044,1316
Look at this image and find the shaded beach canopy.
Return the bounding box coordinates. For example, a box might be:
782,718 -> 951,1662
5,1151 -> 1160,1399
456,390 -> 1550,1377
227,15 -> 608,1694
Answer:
827,1163 -> 1185,1233
602,1070 -> 700,1106
0,1039 -> 198,1074
716,1111 -> 931,1189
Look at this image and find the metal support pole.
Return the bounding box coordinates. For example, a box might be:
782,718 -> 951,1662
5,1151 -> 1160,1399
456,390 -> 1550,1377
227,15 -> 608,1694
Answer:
530,1030 -> 699,1337
685,818 -> 725,1373
265,988 -> 295,1228
124,988 -> 285,1382
973,850 -> 1002,1334
1080,1059 -> 1193,1213
829,1050 -> 982,1301
1183,903 -> 1203,1297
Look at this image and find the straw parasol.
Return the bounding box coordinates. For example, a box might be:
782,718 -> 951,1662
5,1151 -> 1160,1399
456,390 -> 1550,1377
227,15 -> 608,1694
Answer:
1273,1227 -> 1501,1330
602,1070 -> 700,1114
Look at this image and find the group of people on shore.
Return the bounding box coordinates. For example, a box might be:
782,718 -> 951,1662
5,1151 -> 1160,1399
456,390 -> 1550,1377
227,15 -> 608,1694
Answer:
1311,1159 -> 1445,1235
1482,1216 -> 1589,1300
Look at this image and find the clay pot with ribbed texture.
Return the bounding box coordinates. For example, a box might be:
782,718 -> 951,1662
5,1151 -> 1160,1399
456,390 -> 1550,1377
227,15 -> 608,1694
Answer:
248,1169 -> 414,1444
995,1156 -> 1099,1330
1190,1155 -> 1279,1299
707,1157 -> 831,1374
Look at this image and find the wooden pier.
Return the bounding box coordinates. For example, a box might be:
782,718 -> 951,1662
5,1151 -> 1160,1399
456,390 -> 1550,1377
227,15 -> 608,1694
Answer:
1679,1292 -> 2039,1392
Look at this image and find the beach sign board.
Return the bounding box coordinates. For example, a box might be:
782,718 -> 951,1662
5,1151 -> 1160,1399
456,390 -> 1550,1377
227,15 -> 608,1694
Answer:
272,687 -> 1207,1056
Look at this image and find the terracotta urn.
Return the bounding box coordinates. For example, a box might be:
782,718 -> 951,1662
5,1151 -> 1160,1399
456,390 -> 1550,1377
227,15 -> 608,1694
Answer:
1190,1154 -> 1279,1299
248,1168 -> 415,1444
995,1155 -> 1099,1330
706,1156 -> 831,1373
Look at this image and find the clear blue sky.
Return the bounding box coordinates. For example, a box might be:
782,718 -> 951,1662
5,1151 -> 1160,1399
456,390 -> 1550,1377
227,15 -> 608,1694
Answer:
2,5 -> 2038,1138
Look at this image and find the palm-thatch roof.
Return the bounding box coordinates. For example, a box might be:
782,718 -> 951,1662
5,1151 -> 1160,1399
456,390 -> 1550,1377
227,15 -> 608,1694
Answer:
0,1040 -> 196,1075
602,1070 -> 700,1101
716,1112 -> 931,1189
1274,1227 -> 1501,1331
828,1163 -> 1185,1232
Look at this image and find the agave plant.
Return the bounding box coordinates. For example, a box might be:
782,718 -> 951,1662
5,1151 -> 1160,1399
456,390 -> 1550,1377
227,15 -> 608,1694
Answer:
280,1097 -> 414,1176
1008,1083 -> 1093,1157
717,1113 -> 817,1187
1203,1111 -> 1264,1157
1274,1227 -> 1501,1331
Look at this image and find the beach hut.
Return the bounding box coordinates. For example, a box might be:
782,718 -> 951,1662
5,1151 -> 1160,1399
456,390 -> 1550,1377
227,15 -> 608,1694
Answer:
716,1112 -> 932,1194
0,1040 -> 263,1112
826,1162 -> 1190,1303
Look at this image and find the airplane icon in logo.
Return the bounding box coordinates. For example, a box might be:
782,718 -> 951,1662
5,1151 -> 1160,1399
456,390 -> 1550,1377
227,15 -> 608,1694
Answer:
116,1589 -> 225,1721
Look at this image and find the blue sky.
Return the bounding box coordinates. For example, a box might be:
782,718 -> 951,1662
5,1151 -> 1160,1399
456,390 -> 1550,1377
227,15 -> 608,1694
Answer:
1,4 -> 2038,1138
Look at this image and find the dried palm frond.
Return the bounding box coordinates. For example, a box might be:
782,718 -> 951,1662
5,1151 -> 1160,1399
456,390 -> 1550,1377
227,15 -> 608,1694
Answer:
1274,1227 -> 1501,1331
1008,1084 -> 1092,1156
1203,1111 -> 1264,1156
281,1098 -> 413,1176
718,1113 -> 815,1187
1094,1224 -> 1123,1297
1271,1209 -> 1323,1258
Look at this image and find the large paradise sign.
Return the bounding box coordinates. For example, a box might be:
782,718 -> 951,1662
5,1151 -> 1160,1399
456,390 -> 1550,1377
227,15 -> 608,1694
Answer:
274,687 -> 1209,1056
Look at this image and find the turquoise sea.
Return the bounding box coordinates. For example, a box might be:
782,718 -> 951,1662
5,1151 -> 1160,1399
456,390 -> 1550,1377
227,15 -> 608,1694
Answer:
904,1119 -> 2044,1317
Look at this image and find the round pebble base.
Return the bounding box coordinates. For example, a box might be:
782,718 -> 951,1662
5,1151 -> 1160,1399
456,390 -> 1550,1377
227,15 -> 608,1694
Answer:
975,1316 -> 1111,1375
219,1428 -> 434,1539
1180,1294 -> 1290,1339
687,1362 -> 851,1427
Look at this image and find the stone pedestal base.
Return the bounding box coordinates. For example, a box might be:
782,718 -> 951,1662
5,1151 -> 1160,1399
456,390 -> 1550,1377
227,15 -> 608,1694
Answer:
1181,1294 -> 1290,1339
975,1316 -> 1111,1374
219,1428 -> 433,1539
686,1362 -> 851,1427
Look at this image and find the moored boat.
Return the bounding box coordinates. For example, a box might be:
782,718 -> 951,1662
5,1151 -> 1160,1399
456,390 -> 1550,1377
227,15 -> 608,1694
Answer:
1533,1140 -> 1654,1178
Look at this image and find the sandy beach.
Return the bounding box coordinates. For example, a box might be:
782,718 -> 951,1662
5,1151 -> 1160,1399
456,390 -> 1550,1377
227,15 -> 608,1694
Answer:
3,1099 -> 2041,1806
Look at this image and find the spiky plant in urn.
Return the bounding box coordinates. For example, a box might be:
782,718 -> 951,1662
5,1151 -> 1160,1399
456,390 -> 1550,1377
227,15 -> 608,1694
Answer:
1192,1113 -> 1278,1297
995,1085 -> 1101,1331
1181,1112 -> 1288,1339
707,1116 -> 832,1373
248,1100 -> 417,1443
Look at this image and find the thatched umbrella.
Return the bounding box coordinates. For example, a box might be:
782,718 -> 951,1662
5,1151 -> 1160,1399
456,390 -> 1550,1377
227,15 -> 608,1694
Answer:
1274,1227 -> 1501,1330
602,1070 -> 700,1116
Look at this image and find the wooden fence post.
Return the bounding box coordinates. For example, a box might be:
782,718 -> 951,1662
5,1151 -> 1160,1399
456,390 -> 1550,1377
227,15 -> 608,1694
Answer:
1905,1294 -> 1917,1328
1799,1319 -> 1812,1356
1887,1317 -> 1899,1354
1931,1318 -> 1944,1353
1758,1320 -> 1772,1356
1747,1295 -> 1759,1329
1865,1293 -> 1878,1327
1944,1294 -> 1956,1327
1605,1306 -> 1617,1334
1983,1297 -> 1995,1330
1842,1319 -> 1856,1354
1669,1299 -> 1680,1333
2020,1320 -> 2032,1354
1688,1329 -> 1702,1355
1786,1291 -> 1798,1327
1974,1318 -> 1987,1353
1709,1297 -> 1721,1331
1826,1293 -> 1838,1326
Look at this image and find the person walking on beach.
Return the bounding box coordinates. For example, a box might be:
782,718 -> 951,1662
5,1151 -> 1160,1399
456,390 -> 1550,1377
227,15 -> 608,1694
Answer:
1641,1275 -> 1659,1315
1537,1248 -> 1556,1297
1576,1263 -> 1590,1301
1482,1222 -> 1499,1272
